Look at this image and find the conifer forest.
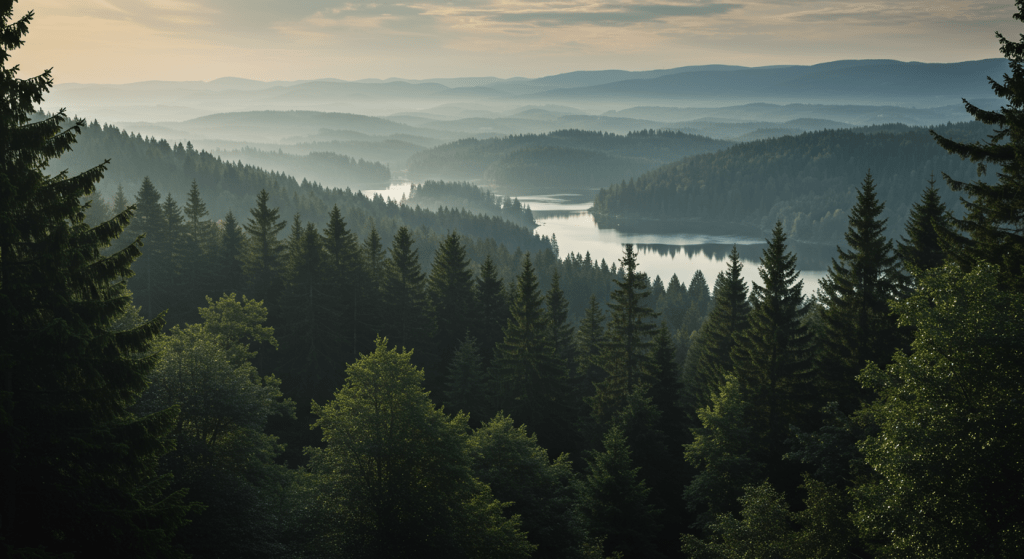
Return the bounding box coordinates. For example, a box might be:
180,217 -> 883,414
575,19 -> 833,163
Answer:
3,0 -> 1024,557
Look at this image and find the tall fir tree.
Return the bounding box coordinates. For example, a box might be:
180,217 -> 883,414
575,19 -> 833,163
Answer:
127,176 -> 164,317
1,5 -> 191,553
817,173 -> 907,414
427,231 -> 477,391
544,270 -> 576,371
591,244 -> 659,426
685,246 -> 750,419
474,254 -> 510,366
897,176 -> 955,272
161,192 -> 186,319
490,255 -> 566,451
242,189 -> 287,305
217,210 -> 245,296
730,222 -> 814,489
931,3 -> 1024,291
180,180 -> 214,321
322,205 -> 366,362
383,226 -> 429,356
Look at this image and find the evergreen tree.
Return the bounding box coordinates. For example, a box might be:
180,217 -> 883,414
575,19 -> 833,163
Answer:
322,205 -> 366,362
898,176 -> 955,271
730,222 -> 814,488
362,225 -> 387,287
180,180 -> 214,321
1,6 -> 190,552
931,3 -> 1024,291
490,255 -> 566,450
474,254 -> 509,365
591,244 -> 659,426
217,210 -> 245,295
444,333 -> 492,424
686,246 -> 750,418
383,226 -> 429,355
361,224 -> 388,342
681,269 -> 711,336
427,231 -> 477,390
128,176 -> 165,316
576,426 -> 663,559
161,192 -> 186,318
242,189 -> 287,304
112,183 -> 129,214
545,270 -> 576,370
817,173 -> 906,413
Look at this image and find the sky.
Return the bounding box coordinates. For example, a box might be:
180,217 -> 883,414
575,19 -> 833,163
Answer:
10,0 -> 1018,84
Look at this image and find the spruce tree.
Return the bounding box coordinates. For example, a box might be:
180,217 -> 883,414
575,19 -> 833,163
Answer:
444,333 -> 491,424
545,270 -> 576,370
242,189 -> 287,304
730,222 -> 814,487
383,226 -> 428,355
474,254 -> 509,366
817,173 -> 906,413
490,255 -> 565,449
591,244 -> 659,426
687,246 -> 750,417
161,192 -> 186,318
217,210 -> 245,295
1,5 -> 190,552
931,3 -> 1024,291
180,180 -> 214,321
322,205 -> 365,362
427,231 -> 477,388
128,177 -> 164,316
897,176 -> 955,271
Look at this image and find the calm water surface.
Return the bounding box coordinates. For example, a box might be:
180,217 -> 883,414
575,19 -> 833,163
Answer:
362,185 -> 830,292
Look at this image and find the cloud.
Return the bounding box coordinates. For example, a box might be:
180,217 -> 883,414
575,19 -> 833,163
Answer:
469,3 -> 742,27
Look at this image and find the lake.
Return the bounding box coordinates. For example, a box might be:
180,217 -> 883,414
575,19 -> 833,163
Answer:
361,185 -> 832,293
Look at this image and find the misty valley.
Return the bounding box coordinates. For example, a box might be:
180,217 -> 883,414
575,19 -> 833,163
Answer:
6,2 -> 1024,558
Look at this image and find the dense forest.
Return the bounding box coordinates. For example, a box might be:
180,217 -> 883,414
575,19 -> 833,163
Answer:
407,180 -> 538,229
592,121 -> 991,242
5,1 -> 1024,558
206,146 -> 392,189
406,129 -> 732,192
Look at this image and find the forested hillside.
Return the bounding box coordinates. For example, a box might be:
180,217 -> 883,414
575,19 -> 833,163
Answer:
406,129 -> 732,192
407,180 -> 537,228
592,121 -> 992,243
207,146 -> 391,189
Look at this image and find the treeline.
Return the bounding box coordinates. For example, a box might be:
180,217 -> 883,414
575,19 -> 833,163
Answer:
208,146 -> 392,188
62,119 -> 553,257
406,129 -> 732,192
408,180 -> 537,228
592,121 -> 992,243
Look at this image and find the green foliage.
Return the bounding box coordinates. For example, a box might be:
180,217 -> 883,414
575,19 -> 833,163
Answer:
817,173 -> 907,413
137,296 -> 296,557
383,226 -> 429,354
444,334 -> 492,424
576,426 -> 663,558
681,478 -> 854,559
853,263 -> 1024,558
471,413 -> 587,558
242,188 -> 288,302
931,5 -> 1024,291
427,231 -> 477,385
306,339 -> 533,558
897,176 -> 955,271
0,4 -> 190,553
593,122 -> 989,243
591,245 -> 659,425
409,180 -> 536,228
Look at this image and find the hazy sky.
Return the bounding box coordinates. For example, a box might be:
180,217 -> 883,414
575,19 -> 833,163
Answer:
11,0 -> 1017,84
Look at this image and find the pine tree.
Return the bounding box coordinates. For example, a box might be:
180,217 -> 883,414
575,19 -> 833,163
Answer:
576,426 -> 663,559
180,180 -> 214,320
490,255 -> 565,449
242,189 -> 287,304
730,222 -> 814,487
128,177 -> 165,316
161,192 -> 186,318
817,173 -> 907,413
897,176 -> 955,272
322,205 -> 365,362
217,211 -> 245,295
1,5 -> 190,552
383,226 -> 429,355
930,5 -> 1024,291
427,231 -> 477,389
474,254 -> 509,366
444,333 -> 491,424
591,244 -> 659,425
686,246 -> 750,417
545,270 -> 576,370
